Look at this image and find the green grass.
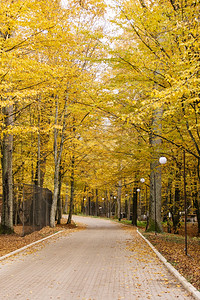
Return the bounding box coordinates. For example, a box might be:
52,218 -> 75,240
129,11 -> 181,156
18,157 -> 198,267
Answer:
143,231 -> 187,244
117,219 -> 147,228
118,219 -> 132,225
137,221 -> 147,228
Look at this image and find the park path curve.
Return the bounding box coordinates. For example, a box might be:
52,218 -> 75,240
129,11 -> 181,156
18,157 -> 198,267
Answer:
0,216 -> 194,300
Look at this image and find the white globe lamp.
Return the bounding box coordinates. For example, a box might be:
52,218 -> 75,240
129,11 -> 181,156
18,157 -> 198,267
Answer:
159,156 -> 167,165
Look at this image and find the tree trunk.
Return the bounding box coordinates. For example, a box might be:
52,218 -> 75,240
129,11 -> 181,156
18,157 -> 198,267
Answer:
1,105 -> 14,233
149,164 -> 162,232
172,187 -> 181,234
194,197 -> 200,235
88,193 -> 91,216
105,190 -> 108,217
95,189 -> 99,216
196,162 -> 200,235
132,188 -> 137,226
137,191 -> 141,221
64,183 -> 68,214
35,129 -> 41,187
57,168 -> 63,224
117,179 -> 122,221
127,194 -> 131,220
50,99 -> 68,227
163,176 -> 173,222
34,99 -> 49,188
193,180 -> 200,235
109,192 -> 112,218
149,108 -> 163,232
67,119 -> 76,224
67,155 -> 75,224
50,162 -> 60,227
34,97 -> 41,187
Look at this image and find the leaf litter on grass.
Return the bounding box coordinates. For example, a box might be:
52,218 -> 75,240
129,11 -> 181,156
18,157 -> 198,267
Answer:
0,218 -> 85,258
141,228 -> 200,291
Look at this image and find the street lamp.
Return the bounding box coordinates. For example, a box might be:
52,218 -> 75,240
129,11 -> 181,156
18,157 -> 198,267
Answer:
140,178 -> 145,183
159,157 -> 167,165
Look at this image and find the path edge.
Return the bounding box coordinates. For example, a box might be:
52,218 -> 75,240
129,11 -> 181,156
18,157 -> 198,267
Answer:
137,229 -> 200,300
0,230 -> 63,262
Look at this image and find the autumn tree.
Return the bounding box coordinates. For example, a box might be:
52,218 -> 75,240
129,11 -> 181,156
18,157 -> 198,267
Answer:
0,0 -> 66,232
102,0 -> 200,231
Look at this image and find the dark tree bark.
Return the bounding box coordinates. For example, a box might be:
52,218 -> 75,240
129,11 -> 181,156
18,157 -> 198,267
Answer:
172,187 -> 181,234
194,197 -> 200,235
132,188 -> 137,226
1,105 -> 14,233
88,194 -> 91,216
193,180 -> 200,235
127,192 -> 131,220
67,155 -> 75,224
196,162 -> 200,235
57,168 -> 63,224
95,189 -> 99,216
117,179 -> 122,221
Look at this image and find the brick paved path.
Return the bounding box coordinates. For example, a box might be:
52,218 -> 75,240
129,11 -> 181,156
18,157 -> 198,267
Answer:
0,216 -> 194,300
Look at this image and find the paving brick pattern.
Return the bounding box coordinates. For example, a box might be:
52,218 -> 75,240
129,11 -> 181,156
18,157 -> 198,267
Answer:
0,216 -> 194,300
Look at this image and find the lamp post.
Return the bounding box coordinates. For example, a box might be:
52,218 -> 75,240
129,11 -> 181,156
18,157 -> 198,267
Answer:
183,150 -> 188,256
